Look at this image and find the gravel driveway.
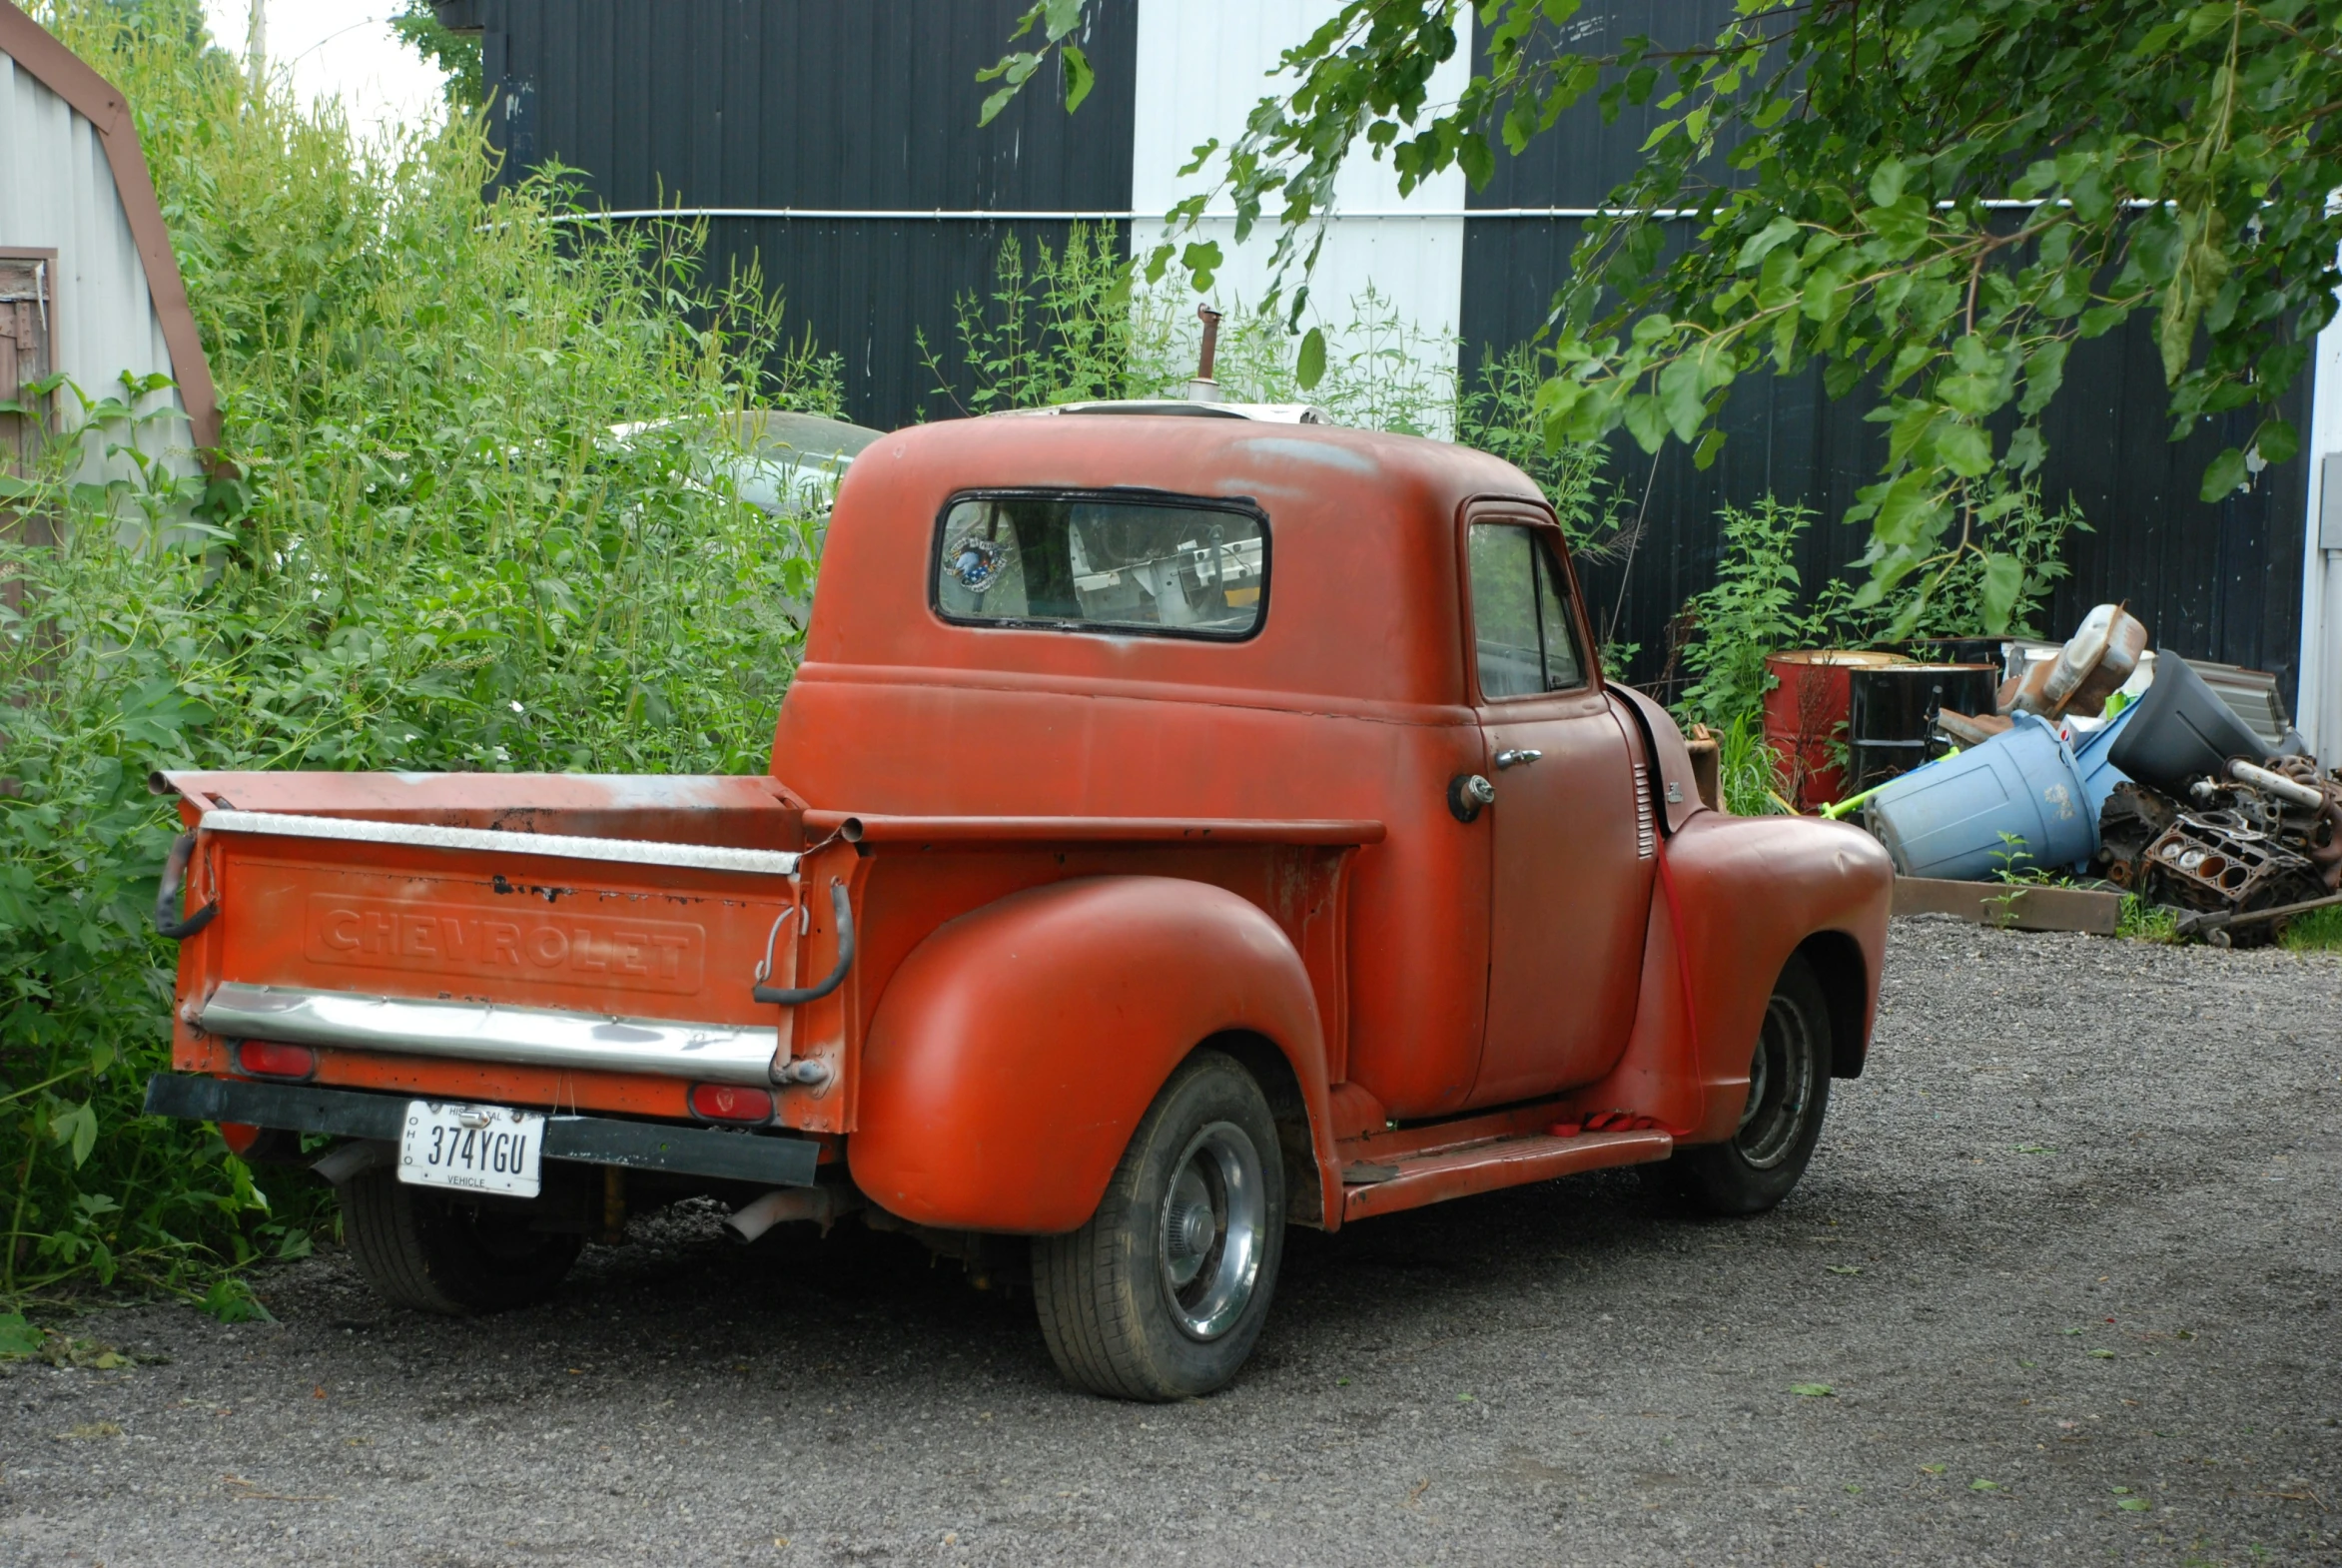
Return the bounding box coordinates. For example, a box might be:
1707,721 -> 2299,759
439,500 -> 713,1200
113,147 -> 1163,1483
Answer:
3,917 -> 2337,1567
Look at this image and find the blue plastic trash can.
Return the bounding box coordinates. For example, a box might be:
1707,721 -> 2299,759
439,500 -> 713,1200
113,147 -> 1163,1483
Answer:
1863,714 -> 2097,879
2068,700 -> 2138,822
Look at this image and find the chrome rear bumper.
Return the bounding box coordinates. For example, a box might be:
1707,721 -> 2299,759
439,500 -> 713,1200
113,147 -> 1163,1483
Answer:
197,983 -> 778,1086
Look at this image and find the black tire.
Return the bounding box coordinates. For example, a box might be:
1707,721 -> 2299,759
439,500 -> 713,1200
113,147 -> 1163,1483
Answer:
340,1168 -> 582,1315
1672,952 -> 1833,1216
1031,1050 -> 1286,1401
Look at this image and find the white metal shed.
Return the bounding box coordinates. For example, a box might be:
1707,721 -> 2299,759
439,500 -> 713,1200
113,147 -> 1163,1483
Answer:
0,2 -> 218,493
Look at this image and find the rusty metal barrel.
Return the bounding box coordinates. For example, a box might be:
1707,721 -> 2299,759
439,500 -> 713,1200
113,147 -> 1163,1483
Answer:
1846,663 -> 1999,795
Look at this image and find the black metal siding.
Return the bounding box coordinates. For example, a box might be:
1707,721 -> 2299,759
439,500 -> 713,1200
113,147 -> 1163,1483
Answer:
456,0 -> 2308,704
475,0 -> 1139,427
1460,11 -> 2308,703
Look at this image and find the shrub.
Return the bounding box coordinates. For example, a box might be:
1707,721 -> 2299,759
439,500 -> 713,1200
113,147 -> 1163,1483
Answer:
1675,485 -> 2085,735
1,4 -> 832,1297
1675,498 -> 1817,733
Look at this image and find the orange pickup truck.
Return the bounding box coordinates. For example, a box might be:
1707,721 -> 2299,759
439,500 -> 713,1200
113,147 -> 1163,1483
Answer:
146,407 -> 1891,1399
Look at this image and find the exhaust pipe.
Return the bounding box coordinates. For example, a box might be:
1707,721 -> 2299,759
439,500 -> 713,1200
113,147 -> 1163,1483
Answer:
1187,305 -> 1224,402
725,1184 -> 860,1244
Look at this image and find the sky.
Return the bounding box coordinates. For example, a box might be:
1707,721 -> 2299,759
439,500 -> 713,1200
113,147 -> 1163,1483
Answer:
198,0 -> 451,144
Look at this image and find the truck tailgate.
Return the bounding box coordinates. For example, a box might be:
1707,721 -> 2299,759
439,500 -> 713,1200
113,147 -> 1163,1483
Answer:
158,773 -> 826,1114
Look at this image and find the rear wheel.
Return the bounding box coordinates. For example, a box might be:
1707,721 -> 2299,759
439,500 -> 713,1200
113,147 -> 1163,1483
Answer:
1672,952 -> 1833,1216
340,1168 -> 582,1314
1031,1051 -> 1285,1400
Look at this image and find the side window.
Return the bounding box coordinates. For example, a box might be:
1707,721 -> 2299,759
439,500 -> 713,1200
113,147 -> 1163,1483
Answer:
1467,522 -> 1586,699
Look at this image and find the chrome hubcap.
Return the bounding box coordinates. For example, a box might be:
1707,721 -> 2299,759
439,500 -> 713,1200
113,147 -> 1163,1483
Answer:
1158,1121 -> 1265,1340
1737,993 -> 1816,1170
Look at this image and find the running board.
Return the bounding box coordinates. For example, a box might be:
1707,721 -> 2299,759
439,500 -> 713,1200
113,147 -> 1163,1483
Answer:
1340,1129 -> 1674,1222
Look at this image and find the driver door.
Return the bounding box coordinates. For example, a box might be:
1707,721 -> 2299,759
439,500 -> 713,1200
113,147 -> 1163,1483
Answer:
1464,511 -> 1655,1105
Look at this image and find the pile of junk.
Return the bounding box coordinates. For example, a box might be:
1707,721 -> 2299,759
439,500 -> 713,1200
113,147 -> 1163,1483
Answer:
1757,609 -> 2342,947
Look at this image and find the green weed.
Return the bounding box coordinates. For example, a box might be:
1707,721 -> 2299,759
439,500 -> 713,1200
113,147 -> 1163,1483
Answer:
2118,896 -> 2182,944
2,4 -> 833,1297
1713,712 -> 1793,817
1672,486 -> 2084,736
1675,497 -> 1818,732
2278,903 -> 2342,953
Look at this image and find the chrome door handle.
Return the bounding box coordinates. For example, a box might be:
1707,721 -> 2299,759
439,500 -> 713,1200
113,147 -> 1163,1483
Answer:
1494,748 -> 1542,770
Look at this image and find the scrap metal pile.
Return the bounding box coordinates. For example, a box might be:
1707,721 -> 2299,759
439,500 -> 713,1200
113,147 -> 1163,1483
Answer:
1857,606 -> 2342,947
2097,749 -> 2342,945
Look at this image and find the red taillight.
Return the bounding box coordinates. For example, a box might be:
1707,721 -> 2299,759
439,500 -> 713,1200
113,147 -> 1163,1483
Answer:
689,1083 -> 774,1125
235,1040 -> 317,1081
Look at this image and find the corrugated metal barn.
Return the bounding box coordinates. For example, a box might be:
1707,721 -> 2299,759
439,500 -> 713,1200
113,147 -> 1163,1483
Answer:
430,0 -> 2337,758
0,2 -> 218,490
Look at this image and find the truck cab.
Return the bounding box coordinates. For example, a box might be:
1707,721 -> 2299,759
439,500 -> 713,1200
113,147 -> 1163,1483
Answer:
148,410 -> 1892,1399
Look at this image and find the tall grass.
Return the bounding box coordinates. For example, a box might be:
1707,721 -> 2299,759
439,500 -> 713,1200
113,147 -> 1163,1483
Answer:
1,6 -> 834,1299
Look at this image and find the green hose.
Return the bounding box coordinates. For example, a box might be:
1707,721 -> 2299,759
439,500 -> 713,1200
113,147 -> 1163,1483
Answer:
1820,745 -> 1960,820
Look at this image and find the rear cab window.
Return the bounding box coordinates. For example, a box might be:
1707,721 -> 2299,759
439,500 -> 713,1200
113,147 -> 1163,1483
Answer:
935,492 -> 1267,639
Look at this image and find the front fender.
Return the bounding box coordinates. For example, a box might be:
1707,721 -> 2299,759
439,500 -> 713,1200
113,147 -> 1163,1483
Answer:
848,876 -> 1333,1233
1579,812 -> 1892,1142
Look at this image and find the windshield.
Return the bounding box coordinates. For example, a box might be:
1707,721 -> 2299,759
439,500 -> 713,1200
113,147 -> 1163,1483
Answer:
934,493 -> 1266,639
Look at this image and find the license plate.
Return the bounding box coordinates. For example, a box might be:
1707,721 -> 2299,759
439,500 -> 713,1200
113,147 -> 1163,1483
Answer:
398,1101 -> 544,1198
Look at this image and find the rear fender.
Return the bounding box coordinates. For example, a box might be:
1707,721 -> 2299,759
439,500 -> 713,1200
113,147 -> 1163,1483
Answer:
848,876 -> 1336,1233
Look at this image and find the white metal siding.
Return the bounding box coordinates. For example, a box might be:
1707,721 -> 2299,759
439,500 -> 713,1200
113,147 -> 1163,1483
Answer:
1130,0 -> 1468,406
0,51 -> 199,484
2296,304 -> 2342,765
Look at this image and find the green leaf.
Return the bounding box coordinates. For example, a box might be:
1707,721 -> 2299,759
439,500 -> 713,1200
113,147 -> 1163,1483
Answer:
1935,422 -> 1992,476
1180,240 -> 1222,292
1970,1479 -> 2000,1492
1622,392 -> 1669,453
1790,1382 -> 1835,1397
1801,269 -> 1844,326
1658,355 -> 1707,441
1061,44 -> 1094,113
2017,339 -> 2070,417
2004,425 -> 2047,474
974,46 -> 1040,127
49,1102 -> 98,1168
2254,417 -> 2299,467
1457,132 -> 1494,189
2199,446 -> 2249,501
0,1313 -> 43,1358
197,1277 -> 274,1324
1868,157 -> 1910,207
1735,216 -> 1801,273
1978,551 -> 2023,632
1630,312 -> 1675,349
1295,327 -> 1327,392
2115,1497 -> 2150,1512
1886,342 -> 1936,392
